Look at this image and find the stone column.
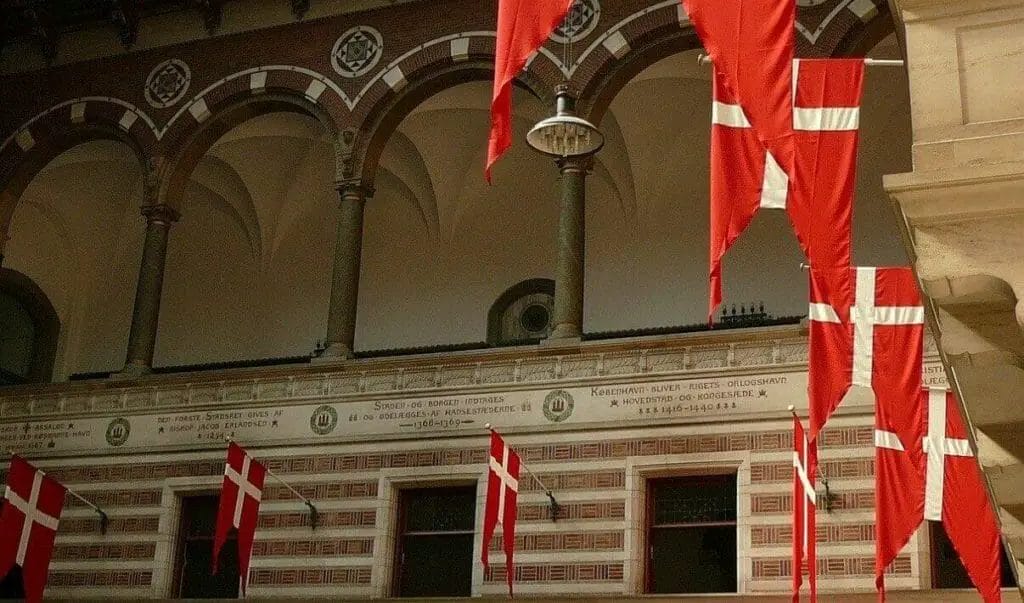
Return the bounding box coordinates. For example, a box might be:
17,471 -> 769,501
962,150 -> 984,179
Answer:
548,156 -> 591,341
122,204 -> 179,376
323,182 -> 370,359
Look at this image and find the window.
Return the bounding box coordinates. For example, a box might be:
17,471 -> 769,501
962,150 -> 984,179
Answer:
931,521 -> 1016,589
487,279 -> 555,346
173,495 -> 240,598
646,474 -> 737,594
393,486 -> 476,597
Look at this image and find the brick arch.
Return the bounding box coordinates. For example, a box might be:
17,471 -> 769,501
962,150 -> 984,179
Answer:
350,58 -> 554,190
159,89 -> 343,210
577,25 -> 701,127
0,119 -> 150,247
833,6 -> 898,57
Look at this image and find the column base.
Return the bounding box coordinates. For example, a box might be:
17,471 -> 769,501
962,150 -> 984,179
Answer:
312,342 -> 355,364
111,361 -> 152,380
543,326 -> 583,348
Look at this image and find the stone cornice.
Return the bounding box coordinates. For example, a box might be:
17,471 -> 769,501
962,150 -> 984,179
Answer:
0,325 -> 940,421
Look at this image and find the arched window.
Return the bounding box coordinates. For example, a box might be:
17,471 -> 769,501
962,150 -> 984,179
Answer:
487,278 -> 555,346
0,269 -> 59,385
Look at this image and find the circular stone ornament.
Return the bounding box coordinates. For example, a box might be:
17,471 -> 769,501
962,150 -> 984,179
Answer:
551,0 -> 601,44
143,59 -> 192,109
331,26 -> 385,78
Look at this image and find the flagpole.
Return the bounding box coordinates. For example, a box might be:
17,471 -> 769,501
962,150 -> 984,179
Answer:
484,424 -> 561,522
5,449 -> 109,534
224,437 -> 319,530
698,53 -> 904,67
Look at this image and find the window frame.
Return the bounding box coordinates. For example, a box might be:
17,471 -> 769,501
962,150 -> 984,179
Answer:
391,484 -> 478,598
644,473 -> 739,594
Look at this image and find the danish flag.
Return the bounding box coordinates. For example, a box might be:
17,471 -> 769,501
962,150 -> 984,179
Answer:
792,415 -> 817,602
486,0 -> 573,181
213,442 -> 266,595
706,59 -> 864,321
481,429 -> 521,596
875,389 -> 1003,601
0,456 -> 65,603
807,266 -> 924,441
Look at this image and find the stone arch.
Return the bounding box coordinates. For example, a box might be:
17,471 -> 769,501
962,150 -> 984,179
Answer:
351,59 -> 554,191
0,267 -> 60,384
0,120 -> 149,249
159,89 -> 342,210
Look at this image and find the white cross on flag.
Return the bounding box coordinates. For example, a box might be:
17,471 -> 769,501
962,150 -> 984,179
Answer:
0,455 -> 65,603
707,59 -> 864,322
213,441 -> 266,595
807,266 -> 925,441
792,415 -> 817,602
481,429 -> 521,596
875,389 -> 1003,601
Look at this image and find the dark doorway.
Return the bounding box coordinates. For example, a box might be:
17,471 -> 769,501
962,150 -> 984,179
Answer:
930,521 -> 1016,589
394,485 -> 476,597
0,565 -> 25,600
646,474 -> 737,594
0,269 -> 59,385
174,495 -> 240,598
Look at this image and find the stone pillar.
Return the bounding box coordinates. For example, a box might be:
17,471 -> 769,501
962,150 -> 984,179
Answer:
323,182 -> 370,359
122,204 -> 179,376
884,0 -> 1024,582
548,156 -> 591,341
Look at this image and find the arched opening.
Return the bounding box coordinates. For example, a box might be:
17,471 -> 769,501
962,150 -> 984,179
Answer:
356,79 -> 557,352
0,269 -> 61,384
487,278 -> 556,346
155,108 -> 337,367
581,33 -> 910,333
2,139 -> 144,380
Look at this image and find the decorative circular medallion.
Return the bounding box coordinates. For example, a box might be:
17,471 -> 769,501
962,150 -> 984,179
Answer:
310,405 -> 339,435
543,390 -> 575,423
143,59 -> 191,109
331,26 -> 384,78
105,417 -> 131,447
551,0 -> 601,44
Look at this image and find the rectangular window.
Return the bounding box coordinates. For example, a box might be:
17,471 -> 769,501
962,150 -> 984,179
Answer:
173,495 -> 240,599
931,521 -> 1016,589
646,474 -> 737,594
393,485 -> 476,597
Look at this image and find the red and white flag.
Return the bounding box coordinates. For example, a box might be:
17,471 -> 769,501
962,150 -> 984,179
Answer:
213,442 -> 267,595
486,0 -> 573,182
684,0 -> 795,321
706,59 -> 864,322
787,59 -> 864,282
807,266 -> 924,441
0,456 -> 65,603
481,430 -> 521,596
923,389 -> 1003,602
792,415 -> 817,602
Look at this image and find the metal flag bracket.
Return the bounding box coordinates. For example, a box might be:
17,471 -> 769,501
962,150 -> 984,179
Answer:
485,424 -> 561,522
225,436 -> 320,531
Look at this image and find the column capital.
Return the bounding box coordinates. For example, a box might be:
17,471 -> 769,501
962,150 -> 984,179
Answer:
556,155 -> 594,174
141,204 -> 180,225
334,179 -> 374,200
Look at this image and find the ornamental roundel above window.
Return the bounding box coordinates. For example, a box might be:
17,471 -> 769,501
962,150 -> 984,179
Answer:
550,0 -> 601,44
331,26 -> 384,79
143,59 -> 191,109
